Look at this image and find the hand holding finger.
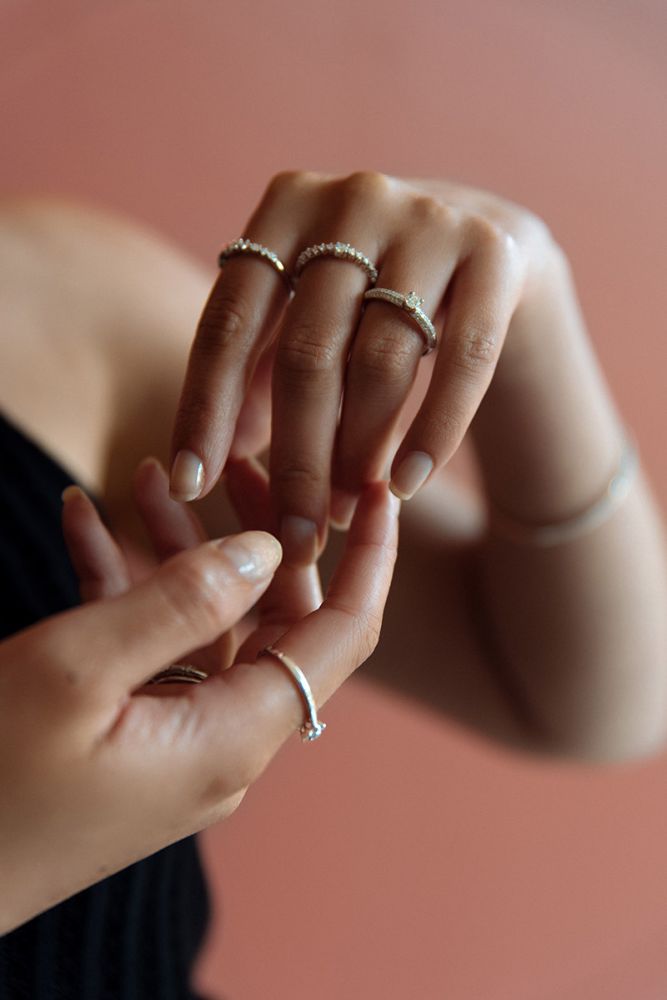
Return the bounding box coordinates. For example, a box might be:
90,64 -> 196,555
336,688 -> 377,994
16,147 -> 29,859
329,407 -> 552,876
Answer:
216,482 -> 400,763
225,456 -> 322,661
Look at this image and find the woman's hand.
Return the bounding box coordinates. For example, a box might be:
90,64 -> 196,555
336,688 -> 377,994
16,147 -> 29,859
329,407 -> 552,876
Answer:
168,172 -> 561,561
167,170 -> 667,761
0,459 -> 398,933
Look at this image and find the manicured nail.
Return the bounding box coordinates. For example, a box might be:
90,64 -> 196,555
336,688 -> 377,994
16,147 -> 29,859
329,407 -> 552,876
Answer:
390,451 -> 434,500
329,489 -> 357,531
280,515 -> 318,565
217,531 -> 282,581
170,450 -> 204,501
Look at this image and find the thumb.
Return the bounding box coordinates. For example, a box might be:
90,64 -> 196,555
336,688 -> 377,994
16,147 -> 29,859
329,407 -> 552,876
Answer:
51,531 -> 282,697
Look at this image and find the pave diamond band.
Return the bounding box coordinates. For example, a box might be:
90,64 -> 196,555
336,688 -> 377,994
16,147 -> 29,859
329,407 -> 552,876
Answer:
218,238 -> 293,292
259,645 -> 327,742
363,288 -> 438,355
294,242 -> 378,285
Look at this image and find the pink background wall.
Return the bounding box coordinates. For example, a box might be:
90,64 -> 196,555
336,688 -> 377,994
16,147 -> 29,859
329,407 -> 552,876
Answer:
2,1 -> 666,996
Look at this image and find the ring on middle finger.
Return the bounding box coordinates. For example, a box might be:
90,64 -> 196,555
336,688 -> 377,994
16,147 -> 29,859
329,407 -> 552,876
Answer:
363,288 -> 438,355
294,241 -> 379,286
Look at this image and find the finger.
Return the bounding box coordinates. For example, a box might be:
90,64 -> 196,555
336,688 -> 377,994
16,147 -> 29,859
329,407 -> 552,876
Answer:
333,222 -> 459,526
96,485 -> 398,809
61,486 -> 131,601
390,230 -> 523,499
228,339 -> 276,460
134,457 -> 206,561
226,458 -> 322,658
44,530 -> 283,696
271,239 -> 382,564
225,455 -> 273,533
218,482 -> 399,761
169,175 -> 320,503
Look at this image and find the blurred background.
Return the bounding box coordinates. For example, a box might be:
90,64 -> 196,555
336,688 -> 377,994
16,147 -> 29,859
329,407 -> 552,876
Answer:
1,1 -> 666,997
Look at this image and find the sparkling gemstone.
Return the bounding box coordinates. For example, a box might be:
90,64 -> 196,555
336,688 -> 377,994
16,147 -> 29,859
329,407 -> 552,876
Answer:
405,291 -> 423,311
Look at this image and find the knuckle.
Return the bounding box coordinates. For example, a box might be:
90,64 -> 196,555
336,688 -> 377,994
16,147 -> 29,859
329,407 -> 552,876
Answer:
276,321 -> 341,377
409,194 -> 455,230
511,206 -> 552,244
468,214 -> 509,254
468,215 -> 523,273
354,330 -> 418,385
339,169 -> 393,206
272,461 -> 325,494
160,555 -> 226,635
266,169 -> 314,199
328,599 -> 383,660
197,290 -> 254,353
452,319 -> 500,375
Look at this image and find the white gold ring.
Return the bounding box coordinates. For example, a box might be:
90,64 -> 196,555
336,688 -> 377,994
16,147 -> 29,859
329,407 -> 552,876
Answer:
259,645 -> 327,742
363,288 -> 438,355
218,238 -> 293,292
294,242 -> 378,286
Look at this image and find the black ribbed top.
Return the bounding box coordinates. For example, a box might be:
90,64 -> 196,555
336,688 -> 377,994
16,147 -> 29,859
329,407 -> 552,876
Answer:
0,412 -> 211,999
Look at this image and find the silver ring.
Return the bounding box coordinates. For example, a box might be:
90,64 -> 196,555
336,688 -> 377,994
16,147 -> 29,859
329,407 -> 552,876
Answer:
259,645 -> 327,742
363,288 -> 438,355
294,242 -> 378,285
218,238 -> 294,292
148,664 -> 209,685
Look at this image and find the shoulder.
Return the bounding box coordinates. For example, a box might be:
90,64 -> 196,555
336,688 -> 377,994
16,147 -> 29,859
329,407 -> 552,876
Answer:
0,196 -> 213,525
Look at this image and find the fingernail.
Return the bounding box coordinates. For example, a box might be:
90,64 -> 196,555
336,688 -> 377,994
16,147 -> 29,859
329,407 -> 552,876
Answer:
280,515 -> 318,565
390,451 -> 434,500
170,450 -> 204,501
217,531 -> 282,581
329,489 -> 357,531
61,484 -> 84,504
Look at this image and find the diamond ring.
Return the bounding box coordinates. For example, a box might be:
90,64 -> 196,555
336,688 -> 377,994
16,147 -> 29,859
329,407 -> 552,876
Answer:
363,288 -> 438,354
294,242 -> 378,286
218,238 -> 293,292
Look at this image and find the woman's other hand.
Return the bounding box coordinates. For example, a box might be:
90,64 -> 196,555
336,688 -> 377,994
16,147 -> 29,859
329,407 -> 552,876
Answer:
0,461 -> 398,934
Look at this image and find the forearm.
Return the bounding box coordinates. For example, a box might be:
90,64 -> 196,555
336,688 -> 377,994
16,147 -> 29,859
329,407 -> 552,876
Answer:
471,245 -> 667,760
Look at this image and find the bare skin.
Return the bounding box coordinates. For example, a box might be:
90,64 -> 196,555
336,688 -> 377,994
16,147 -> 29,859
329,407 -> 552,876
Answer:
0,197 -> 399,933
0,183 -> 666,926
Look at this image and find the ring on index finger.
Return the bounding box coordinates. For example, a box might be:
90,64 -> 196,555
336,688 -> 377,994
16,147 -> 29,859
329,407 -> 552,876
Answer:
218,237 -> 294,293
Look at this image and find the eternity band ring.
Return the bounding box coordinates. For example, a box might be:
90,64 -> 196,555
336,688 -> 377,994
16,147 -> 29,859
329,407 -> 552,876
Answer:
258,645 -> 327,742
218,238 -> 294,292
363,288 -> 438,355
294,242 -> 378,285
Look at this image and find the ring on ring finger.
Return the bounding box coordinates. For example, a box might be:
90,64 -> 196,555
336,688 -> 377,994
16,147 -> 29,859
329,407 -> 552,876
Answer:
363,288 -> 438,354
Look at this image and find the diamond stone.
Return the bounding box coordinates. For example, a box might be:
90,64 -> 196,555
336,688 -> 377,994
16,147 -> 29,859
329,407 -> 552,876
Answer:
405,291 -> 423,311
